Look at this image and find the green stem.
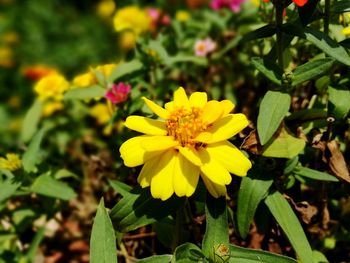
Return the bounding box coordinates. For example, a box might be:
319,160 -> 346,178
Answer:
172,204 -> 184,251
275,5 -> 284,69
324,0 -> 330,35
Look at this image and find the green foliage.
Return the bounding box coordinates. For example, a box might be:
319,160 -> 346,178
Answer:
90,198 -> 117,263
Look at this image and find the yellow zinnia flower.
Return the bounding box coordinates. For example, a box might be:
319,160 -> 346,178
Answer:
119,87 -> 252,200
96,0 -> 116,18
175,10 -> 191,22
34,73 -> 70,101
113,6 -> 151,36
0,153 -> 21,171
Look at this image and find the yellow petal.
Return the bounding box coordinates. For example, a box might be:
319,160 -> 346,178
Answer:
202,100 -> 223,124
189,92 -> 207,108
203,114 -> 249,143
173,153 -> 200,197
164,101 -> 174,112
178,146 -> 202,166
206,141 -> 252,176
141,136 -> 179,151
142,97 -> 170,119
173,87 -> 190,108
194,132 -> 213,143
197,149 -> 232,185
119,135 -> 163,167
220,100 -> 235,115
151,150 -> 176,200
124,116 -> 167,135
138,155 -> 161,187
201,175 -> 227,198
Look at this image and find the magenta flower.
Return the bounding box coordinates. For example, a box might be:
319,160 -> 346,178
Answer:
105,83 -> 131,104
194,38 -> 217,57
210,0 -> 246,12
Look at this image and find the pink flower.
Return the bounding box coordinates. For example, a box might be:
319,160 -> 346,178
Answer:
210,0 -> 245,12
194,38 -> 217,57
105,83 -> 131,104
147,8 -> 171,29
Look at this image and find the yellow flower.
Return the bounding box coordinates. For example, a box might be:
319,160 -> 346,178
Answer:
175,10 -> 191,22
0,153 -> 21,171
42,101 -> 64,117
119,30 -> 137,50
90,103 -> 112,125
96,0 -> 116,18
0,46 -> 13,67
72,64 -> 117,88
113,6 -> 151,36
119,87 -> 252,200
34,73 -> 70,101
342,27 -> 350,36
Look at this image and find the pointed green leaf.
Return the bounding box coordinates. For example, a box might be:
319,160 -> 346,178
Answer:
90,198 -> 117,263
265,191 -> 314,263
108,180 -> 132,197
237,168 -> 273,239
251,57 -> 283,85
22,128 -> 46,173
263,127 -> 306,158
20,100 -> 43,142
0,179 -> 21,203
30,173 -> 77,200
228,244 -> 298,263
64,85 -> 105,100
292,58 -> 335,86
202,195 -> 229,260
304,27 -> 350,66
257,91 -> 291,145
109,187 -> 185,232
108,60 -> 144,82
293,166 -> 338,182
241,24 -> 276,42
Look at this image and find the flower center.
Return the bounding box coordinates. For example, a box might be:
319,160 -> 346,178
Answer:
166,107 -> 207,147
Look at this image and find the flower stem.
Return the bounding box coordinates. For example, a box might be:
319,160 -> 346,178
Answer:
275,4 -> 284,69
324,0 -> 330,35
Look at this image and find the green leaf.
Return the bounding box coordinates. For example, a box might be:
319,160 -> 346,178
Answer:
265,191 -> 314,263
328,86 -> 350,119
20,100 -> 43,143
173,243 -> 204,262
251,57 -> 283,85
304,27 -> 350,66
263,127 -> 306,158
286,108 -> 327,121
312,250 -> 329,263
0,179 -> 21,203
154,217 -> 175,248
90,198 -> 117,263
237,168 -> 273,239
292,58 -> 335,86
136,255 -> 172,263
228,244 -> 298,263
25,227 -> 45,262
167,55 -> 208,66
108,180 -> 132,197
257,91 -> 291,145
109,60 -> 144,82
202,195 -> 229,260
293,166 -> 338,182
241,24 -> 276,42
22,128 -> 46,173
30,172 -> 77,200
54,169 -> 79,180
331,0 -> 350,14
64,85 -> 105,100
298,0 -> 320,26
109,187 -> 185,232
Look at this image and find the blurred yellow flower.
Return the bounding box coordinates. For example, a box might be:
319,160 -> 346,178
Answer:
90,103 -> 112,125
43,101 -> 64,117
96,0 -> 116,18
0,153 -> 21,171
175,10 -> 191,22
113,6 -> 151,36
72,63 -> 117,88
0,46 -> 13,67
119,30 -> 137,50
250,0 -> 260,6
342,27 -> 350,36
22,64 -> 59,81
2,32 -> 19,45
34,73 -> 70,101
120,87 -> 252,200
